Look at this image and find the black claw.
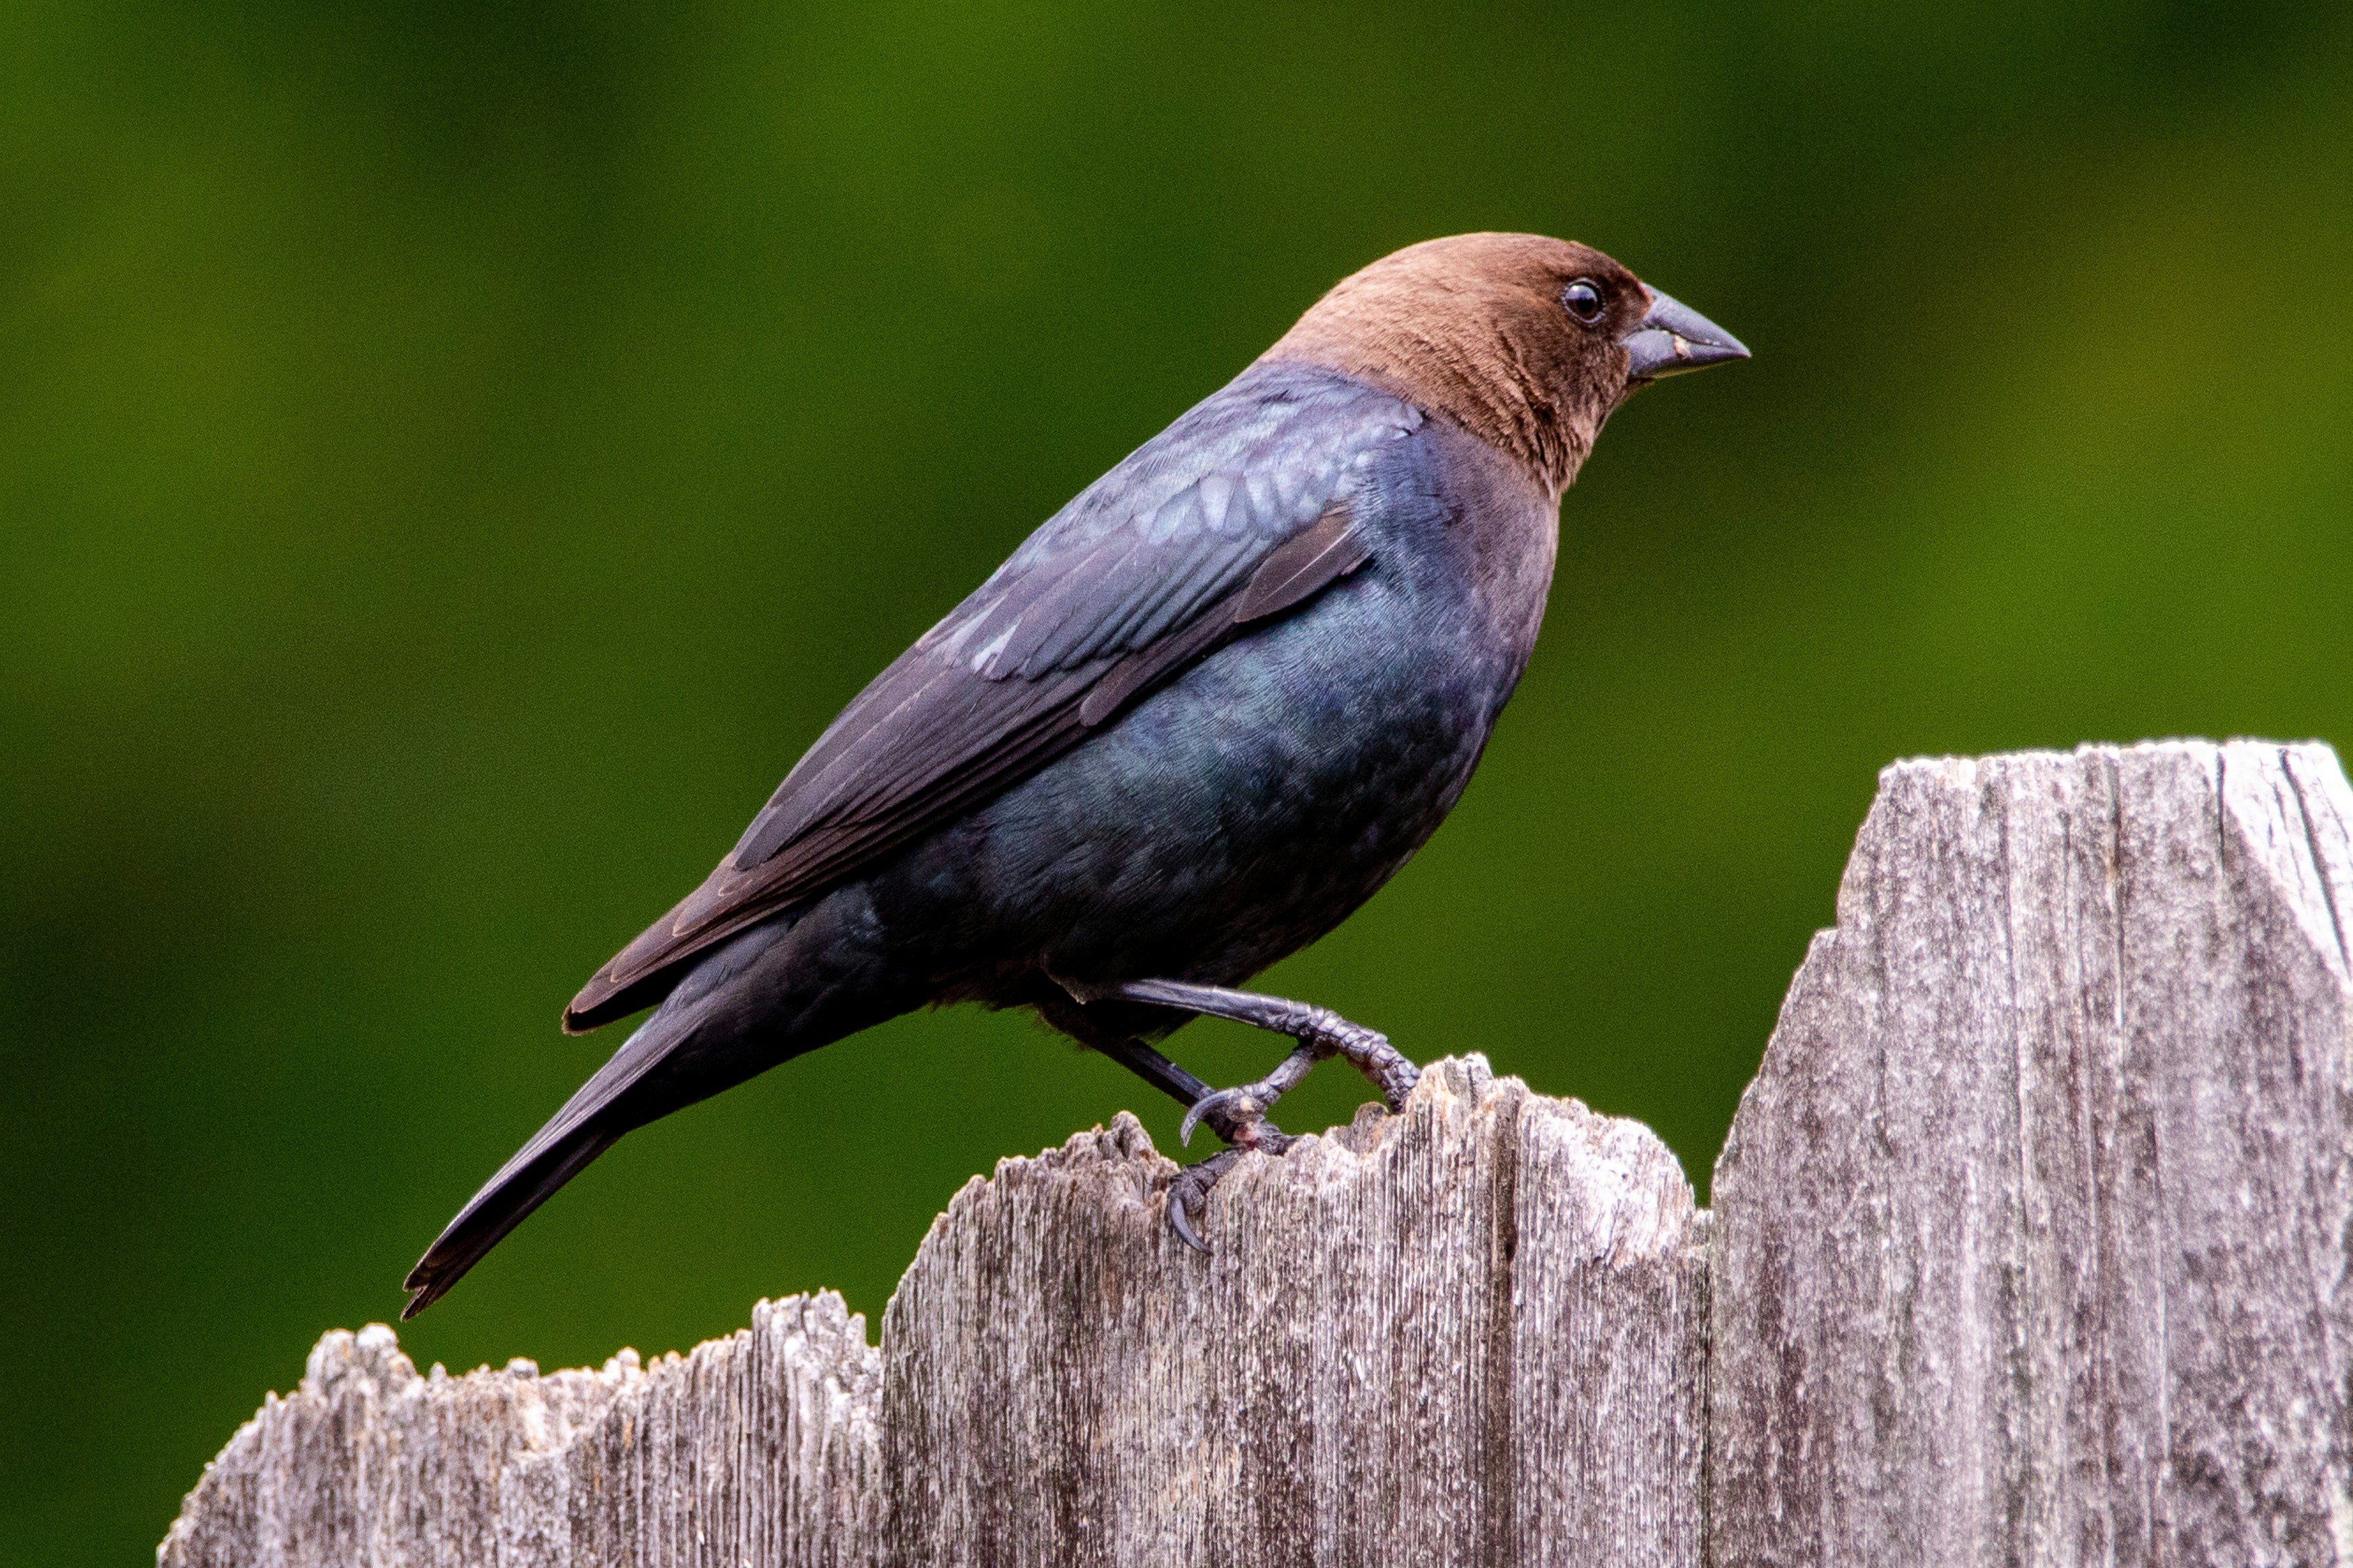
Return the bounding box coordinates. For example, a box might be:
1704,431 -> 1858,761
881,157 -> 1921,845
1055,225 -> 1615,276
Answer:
1162,1135 -> 1281,1253
1180,1085 -> 1255,1147
1167,1186 -> 1210,1253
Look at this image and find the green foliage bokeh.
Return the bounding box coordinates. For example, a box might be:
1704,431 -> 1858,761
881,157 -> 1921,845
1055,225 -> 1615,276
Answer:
3,1 -> 2349,1557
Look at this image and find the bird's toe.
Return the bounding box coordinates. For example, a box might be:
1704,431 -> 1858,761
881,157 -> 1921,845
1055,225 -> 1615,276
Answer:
1179,1085 -> 1261,1147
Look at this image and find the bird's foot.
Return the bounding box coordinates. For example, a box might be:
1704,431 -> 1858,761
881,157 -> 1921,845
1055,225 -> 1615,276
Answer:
1051,974 -> 1422,1251
1165,1150 -> 1240,1253
1164,1086 -> 1295,1251
1107,977 -> 1422,1116
1166,1129 -> 1297,1253
1306,1011 -> 1421,1112
1177,1042 -> 1320,1147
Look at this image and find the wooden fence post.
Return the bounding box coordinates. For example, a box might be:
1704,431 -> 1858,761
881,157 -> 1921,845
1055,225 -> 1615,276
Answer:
1710,742 -> 2353,1565
879,1060 -> 1707,1566
160,741 -> 2353,1567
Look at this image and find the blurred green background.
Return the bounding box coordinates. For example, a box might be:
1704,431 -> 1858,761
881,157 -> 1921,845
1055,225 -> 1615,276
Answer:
4,0 -> 2349,1557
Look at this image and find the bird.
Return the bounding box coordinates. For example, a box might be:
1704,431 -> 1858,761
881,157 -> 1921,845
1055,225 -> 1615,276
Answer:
402,232 -> 1747,1317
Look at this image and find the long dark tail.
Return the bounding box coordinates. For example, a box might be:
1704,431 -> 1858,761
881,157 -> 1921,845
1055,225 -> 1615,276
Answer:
401,896 -> 913,1317
401,1122 -> 622,1317
402,925 -> 757,1318
400,985 -> 709,1318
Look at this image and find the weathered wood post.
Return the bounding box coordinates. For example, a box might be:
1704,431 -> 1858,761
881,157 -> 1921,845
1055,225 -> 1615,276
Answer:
1711,743 -> 2353,1565
160,741 -> 2353,1567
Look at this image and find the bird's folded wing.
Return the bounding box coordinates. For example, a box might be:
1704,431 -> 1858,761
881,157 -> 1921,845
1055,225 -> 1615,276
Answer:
565,381 -> 1419,1030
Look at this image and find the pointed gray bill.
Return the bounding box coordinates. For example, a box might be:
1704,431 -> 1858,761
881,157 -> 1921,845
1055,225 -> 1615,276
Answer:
1621,287 -> 1750,379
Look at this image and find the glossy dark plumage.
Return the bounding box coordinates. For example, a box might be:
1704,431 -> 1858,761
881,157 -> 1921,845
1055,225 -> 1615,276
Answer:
563,370 -> 1408,1032
404,233 -> 1748,1315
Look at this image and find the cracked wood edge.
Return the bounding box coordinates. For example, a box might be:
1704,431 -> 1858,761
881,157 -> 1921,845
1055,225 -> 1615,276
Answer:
157,1059 -> 1706,1568
157,1292 -> 882,1568
1709,739 -> 2353,1567
880,1055 -> 1708,1568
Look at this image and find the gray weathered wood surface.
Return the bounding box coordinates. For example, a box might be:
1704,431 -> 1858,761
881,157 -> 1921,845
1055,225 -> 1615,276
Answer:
161,740 -> 2353,1567
159,1293 -> 880,1567
1712,741 -> 2353,1567
161,1061 -> 1706,1567
881,1059 -> 1706,1567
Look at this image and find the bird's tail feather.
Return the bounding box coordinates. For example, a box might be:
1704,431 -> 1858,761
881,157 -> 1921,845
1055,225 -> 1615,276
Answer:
401,1122 -> 621,1317
401,908 -> 883,1317
401,1001 -> 705,1317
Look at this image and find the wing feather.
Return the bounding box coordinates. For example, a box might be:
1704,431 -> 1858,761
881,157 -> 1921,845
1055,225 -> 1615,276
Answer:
565,374 -> 1419,1032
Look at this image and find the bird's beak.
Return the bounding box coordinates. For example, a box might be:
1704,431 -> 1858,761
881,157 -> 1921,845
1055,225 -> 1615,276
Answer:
1620,286 -> 1750,380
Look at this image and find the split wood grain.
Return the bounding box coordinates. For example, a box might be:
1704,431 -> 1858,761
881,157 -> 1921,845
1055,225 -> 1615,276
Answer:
881,1056 -> 1708,1567
1710,740 -> 2353,1567
158,1292 -> 881,1567
159,1061 -> 1706,1568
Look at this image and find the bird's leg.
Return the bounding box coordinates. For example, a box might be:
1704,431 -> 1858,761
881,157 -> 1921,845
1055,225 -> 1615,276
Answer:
1064,977 -> 1417,1250
1091,1035 -> 1297,1253
1038,981 -> 1308,1252
1035,985 -> 1297,1148
1074,1028 -> 1213,1111
1088,977 -> 1421,1136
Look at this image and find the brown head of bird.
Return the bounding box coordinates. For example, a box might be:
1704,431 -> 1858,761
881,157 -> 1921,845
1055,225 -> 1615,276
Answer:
1261,231 -> 1748,497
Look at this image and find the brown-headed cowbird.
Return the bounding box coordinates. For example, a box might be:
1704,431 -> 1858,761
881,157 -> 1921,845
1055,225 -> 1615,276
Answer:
403,233 -> 1746,1315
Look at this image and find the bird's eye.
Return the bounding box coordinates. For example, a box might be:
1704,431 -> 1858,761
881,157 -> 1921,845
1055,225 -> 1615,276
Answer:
1562,279 -> 1605,325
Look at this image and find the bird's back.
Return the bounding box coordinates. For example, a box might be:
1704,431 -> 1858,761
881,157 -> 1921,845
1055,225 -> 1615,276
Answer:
565,362 -> 1434,1028
891,397 -> 1564,994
